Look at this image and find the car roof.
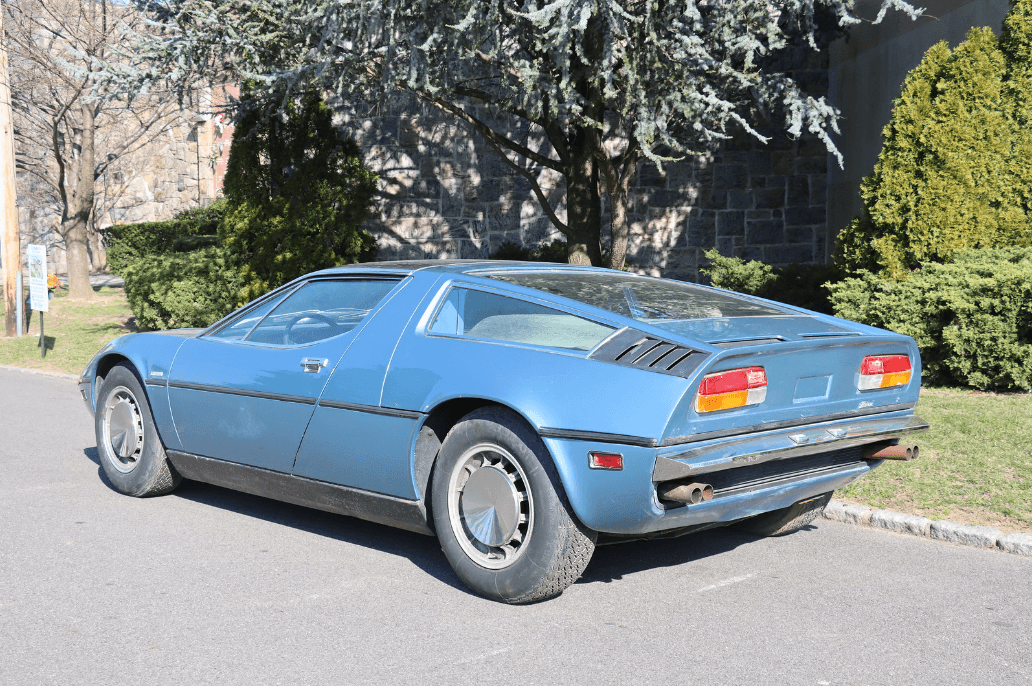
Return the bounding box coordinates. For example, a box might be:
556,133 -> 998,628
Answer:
312,259 -> 617,277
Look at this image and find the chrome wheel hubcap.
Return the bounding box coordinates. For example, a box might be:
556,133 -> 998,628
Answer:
447,443 -> 533,570
102,387 -> 144,473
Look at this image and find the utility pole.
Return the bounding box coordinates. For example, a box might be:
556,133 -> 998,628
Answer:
1,4 -> 22,337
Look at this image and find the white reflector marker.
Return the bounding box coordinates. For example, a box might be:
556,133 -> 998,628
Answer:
858,355 -> 912,390
695,367 -> 767,413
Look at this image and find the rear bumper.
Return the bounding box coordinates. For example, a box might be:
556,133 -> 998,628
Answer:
543,408 -> 927,535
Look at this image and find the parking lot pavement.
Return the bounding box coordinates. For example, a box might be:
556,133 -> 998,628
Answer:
2,366 -> 1030,686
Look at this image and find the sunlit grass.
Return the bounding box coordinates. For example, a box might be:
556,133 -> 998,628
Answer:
0,286 -> 136,376
839,387 -> 1032,533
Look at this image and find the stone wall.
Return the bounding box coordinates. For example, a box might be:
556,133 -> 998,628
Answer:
336,47 -> 831,282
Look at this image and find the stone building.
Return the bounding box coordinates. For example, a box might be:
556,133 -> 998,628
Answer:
14,86 -> 234,275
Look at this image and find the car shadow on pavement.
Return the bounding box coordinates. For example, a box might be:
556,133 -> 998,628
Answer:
578,528 -> 763,585
82,446 -> 802,596
82,447 -> 467,593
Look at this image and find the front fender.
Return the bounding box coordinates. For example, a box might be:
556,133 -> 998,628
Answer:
80,331 -> 195,450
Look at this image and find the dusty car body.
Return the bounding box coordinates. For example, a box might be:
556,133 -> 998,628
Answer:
81,261 -> 926,602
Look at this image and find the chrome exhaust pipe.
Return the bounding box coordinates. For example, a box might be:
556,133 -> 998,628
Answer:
658,482 -> 714,504
863,443 -> 919,461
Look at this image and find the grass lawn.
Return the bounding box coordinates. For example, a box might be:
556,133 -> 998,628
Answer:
839,388 -> 1032,534
0,286 -> 136,377
1,288 -> 1029,533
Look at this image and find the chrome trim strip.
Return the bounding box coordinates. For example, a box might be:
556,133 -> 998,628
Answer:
539,427 -> 658,448
167,380 -> 317,405
166,451 -> 432,535
659,402 -> 919,447
317,399 -> 423,419
653,414 -> 929,482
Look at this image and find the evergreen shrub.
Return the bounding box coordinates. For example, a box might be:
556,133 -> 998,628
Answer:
836,3 -> 1032,278
102,200 -> 225,275
490,239 -> 569,263
220,91 -> 378,304
700,249 -> 839,314
117,90 -> 378,328
122,247 -> 241,330
828,248 -> 1032,391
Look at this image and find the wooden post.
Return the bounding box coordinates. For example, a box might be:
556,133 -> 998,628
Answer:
1,7 -> 22,337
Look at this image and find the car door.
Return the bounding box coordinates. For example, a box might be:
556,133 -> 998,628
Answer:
167,277 -> 402,472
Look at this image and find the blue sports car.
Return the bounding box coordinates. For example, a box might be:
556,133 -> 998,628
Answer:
80,261 -> 927,603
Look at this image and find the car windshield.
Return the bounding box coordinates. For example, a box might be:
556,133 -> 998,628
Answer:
483,271 -> 787,322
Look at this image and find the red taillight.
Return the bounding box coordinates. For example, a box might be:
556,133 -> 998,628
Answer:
588,451 -> 623,470
695,367 -> 767,413
859,355 -> 912,390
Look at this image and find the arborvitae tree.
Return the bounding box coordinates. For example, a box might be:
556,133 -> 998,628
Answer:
109,0 -> 918,268
836,2 -> 1032,278
220,92 -> 378,302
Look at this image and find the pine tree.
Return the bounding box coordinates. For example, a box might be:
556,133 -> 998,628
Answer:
836,1 -> 1032,278
219,92 -> 378,302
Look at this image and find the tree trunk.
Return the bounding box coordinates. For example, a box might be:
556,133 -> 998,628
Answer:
564,127 -> 603,266
602,148 -> 638,272
65,102 -> 97,301
89,227 -> 107,272
608,187 -> 629,271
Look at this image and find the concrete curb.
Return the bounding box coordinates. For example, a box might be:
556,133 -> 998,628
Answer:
823,499 -> 1032,558
0,364 -> 79,381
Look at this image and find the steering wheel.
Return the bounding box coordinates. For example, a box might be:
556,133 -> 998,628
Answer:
283,312 -> 340,344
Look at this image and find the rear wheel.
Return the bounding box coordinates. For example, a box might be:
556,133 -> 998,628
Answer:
733,492 -> 833,536
95,363 -> 181,497
431,407 -> 595,603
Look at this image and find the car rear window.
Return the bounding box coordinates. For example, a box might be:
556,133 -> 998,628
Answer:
484,271 -> 787,321
429,287 -> 615,351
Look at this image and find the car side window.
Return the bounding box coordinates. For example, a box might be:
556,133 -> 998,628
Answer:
429,287 -> 615,351
205,291 -> 290,341
244,279 -> 399,346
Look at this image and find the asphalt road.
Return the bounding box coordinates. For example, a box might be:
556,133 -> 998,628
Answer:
2,367 -> 1029,686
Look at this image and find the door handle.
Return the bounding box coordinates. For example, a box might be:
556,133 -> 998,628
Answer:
300,358 -> 328,373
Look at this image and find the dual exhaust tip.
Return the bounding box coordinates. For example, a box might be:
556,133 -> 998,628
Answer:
658,482 -> 713,505
863,442 -> 919,461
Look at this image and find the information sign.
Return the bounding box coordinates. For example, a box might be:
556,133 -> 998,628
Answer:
27,244 -> 48,313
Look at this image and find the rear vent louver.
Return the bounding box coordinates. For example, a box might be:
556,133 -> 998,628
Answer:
589,328 -> 707,379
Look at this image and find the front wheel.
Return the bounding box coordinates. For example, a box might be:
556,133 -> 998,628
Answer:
431,407 -> 595,603
95,363 -> 181,497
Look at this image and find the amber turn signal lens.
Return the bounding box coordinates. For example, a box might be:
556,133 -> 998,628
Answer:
859,355 -> 912,390
695,367 -> 767,413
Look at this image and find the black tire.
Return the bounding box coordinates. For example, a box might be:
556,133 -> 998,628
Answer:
94,363 -> 181,497
431,407 -> 596,604
732,491 -> 833,537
